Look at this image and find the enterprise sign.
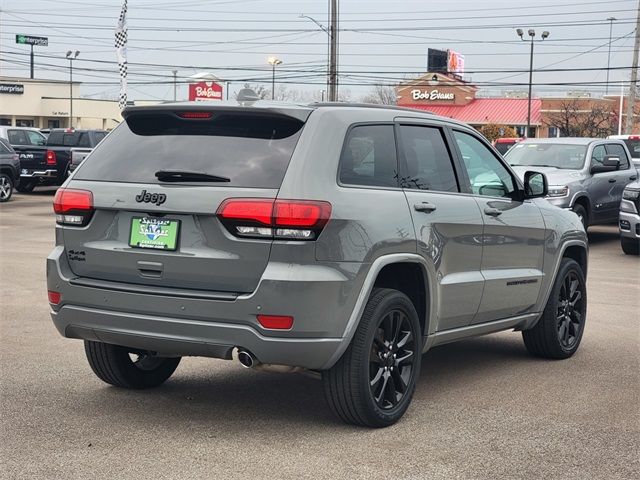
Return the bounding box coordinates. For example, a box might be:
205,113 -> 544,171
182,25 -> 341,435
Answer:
16,34 -> 49,46
0,84 -> 25,95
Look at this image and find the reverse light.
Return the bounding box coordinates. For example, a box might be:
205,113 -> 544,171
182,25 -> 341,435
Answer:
53,188 -> 94,226
46,150 -> 57,165
217,199 -> 332,240
547,185 -> 569,198
257,315 -> 294,330
48,290 -> 61,305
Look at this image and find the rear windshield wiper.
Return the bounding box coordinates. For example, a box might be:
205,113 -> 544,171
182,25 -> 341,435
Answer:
155,170 -> 230,182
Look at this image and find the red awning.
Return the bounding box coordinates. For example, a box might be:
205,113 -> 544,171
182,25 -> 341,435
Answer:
399,98 -> 542,125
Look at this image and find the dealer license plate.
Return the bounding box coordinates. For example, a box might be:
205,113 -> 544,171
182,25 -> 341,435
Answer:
129,217 -> 180,250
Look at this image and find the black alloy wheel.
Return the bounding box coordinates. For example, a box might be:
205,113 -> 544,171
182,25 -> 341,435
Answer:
522,258 -> 587,359
323,288 -> 422,427
369,309 -> 416,410
556,271 -> 584,350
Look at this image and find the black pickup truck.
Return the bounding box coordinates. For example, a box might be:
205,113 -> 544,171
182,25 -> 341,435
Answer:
14,128 -> 107,192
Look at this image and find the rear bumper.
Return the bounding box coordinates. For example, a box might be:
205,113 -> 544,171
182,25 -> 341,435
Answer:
47,246 -> 367,370
20,168 -> 58,179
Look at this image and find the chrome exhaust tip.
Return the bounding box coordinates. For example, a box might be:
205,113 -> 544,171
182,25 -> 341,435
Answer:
237,349 -> 255,369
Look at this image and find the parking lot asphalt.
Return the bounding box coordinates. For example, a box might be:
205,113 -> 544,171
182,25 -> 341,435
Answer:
1,189 -> 638,480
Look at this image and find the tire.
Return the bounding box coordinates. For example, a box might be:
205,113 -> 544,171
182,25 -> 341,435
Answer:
621,237 -> 640,255
84,340 -> 181,389
15,180 -> 35,193
572,204 -> 588,229
322,288 -> 422,428
0,173 -> 13,202
522,258 -> 587,359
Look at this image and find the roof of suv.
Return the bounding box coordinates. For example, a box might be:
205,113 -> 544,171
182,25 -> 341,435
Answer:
518,137 -> 620,145
122,100 -> 473,130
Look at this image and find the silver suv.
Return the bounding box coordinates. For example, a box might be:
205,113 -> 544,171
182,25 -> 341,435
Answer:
504,138 -> 639,228
47,102 -> 588,427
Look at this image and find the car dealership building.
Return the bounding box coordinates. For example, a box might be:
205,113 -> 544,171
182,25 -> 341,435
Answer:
0,76 -> 123,130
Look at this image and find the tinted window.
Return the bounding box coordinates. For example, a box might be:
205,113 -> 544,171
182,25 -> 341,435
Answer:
454,130 -> 516,198
605,143 -> 629,169
26,130 -> 46,146
622,139 -> 640,158
7,130 -> 28,145
93,132 -> 107,144
399,125 -> 458,192
46,131 -> 64,145
75,112 -> 304,188
77,133 -> 91,148
339,125 -> 398,187
506,143 -> 587,170
591,145 -> 606,166
0,138 -> 12,153
494,142 -> 512,155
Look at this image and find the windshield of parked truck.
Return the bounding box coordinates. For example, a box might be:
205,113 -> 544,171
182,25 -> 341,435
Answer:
505,143 -> 587,170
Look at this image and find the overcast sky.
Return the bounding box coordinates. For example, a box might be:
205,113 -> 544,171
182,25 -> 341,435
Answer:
0,0 -> 636,101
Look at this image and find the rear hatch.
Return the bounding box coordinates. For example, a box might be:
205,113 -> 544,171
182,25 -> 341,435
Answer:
63,105 -> 311,294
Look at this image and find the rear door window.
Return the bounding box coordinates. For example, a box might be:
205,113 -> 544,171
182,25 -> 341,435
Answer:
74,111 -> 304,188
7,130 -> 28,145
339,125 -> 398,187
25,130 -> 46,146
398,125 -> 458,192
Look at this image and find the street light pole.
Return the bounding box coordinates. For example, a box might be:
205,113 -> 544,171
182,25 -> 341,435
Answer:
517,29 -> 549,138
172,69 -> 177,101
606,17 -> 617,95
65,50 -> 79,129
267,57 -> 282,100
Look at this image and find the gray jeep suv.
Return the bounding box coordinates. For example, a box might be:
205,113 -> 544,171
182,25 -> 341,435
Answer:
47,102 -> 588,427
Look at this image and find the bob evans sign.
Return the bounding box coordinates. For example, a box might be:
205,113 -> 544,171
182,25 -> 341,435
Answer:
411,89 -> 455,101
188,81 -> 223,101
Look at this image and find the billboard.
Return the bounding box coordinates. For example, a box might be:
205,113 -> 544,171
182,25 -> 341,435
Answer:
447,50 -> 465,76
188,81 -> 223,101
427,48 -> 448,73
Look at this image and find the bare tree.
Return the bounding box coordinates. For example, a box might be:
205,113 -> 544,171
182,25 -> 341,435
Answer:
361,85 -> 397,105
545,99 -> 616,137
233,83 -> 270,100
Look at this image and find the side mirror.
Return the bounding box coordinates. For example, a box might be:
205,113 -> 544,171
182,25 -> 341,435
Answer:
591,155 -> 620,174
524,171 -> 548,199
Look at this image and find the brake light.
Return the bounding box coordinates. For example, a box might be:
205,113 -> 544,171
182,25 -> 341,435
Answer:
257,315 -> 294,330
217,198 -> 332,240
629,135 -> 640,140
53,188 -> 94,226
178,111 -> 212,119
46,150 -> 56,165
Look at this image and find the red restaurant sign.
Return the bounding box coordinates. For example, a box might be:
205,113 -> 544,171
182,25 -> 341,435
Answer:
188,81 -> 223,101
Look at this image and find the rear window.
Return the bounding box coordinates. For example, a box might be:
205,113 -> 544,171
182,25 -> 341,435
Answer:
623,139 -> 640,158
494,142 -> 513,155
47,131 -> 85,147
74,111 -> 304,188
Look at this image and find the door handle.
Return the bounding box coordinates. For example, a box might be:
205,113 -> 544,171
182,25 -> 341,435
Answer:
484,207 -> 502,217
608,178 -> 616,183
630,176 -> 637,181
414,202 -> 437,213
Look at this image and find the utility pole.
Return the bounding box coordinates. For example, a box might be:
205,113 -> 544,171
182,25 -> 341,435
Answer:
625,1 -> 640,133
172,70 -> 177,101
605,17 -> 617,95
328,0 -> 338,101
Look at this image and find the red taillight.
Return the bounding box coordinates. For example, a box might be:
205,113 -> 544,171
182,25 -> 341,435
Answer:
178,111 -> 212,119
48,290 -> 61,305
257,314 -> 294,330
217,199 -> 332,240
273,200 -> 332,228
629,135 -> 640,140
53,188 -> 94,226
46,150 -> 56,165
218,199 -> 273,225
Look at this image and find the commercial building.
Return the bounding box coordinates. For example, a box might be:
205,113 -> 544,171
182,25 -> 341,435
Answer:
0,76 -> 122,130
396,72 -> 638,137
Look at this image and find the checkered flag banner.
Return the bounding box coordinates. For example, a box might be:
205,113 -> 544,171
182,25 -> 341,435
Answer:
115,0 -> 128,110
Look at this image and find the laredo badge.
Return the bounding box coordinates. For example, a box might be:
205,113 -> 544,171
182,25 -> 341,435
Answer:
129,217 -> 179,250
